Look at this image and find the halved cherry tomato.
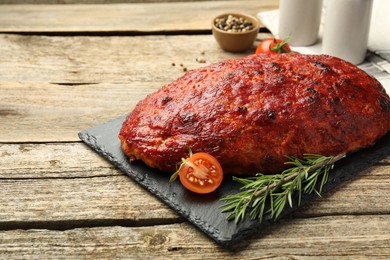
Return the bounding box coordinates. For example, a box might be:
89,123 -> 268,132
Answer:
255,38 -> 291,54
178,152 -> 223,194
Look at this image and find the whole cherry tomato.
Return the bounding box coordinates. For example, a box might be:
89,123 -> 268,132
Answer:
255,38 -> 291,54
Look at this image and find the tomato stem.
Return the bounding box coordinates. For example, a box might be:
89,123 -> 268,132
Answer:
169,147 -> 194,183
269,37 -> 290,53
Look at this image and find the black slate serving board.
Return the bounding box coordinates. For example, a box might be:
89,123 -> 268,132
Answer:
79,116 -> 390,246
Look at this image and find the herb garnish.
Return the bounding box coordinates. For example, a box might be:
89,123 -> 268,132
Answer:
220,153 -> 346,223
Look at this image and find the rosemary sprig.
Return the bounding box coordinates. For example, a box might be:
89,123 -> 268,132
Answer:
220,153 -> 346,223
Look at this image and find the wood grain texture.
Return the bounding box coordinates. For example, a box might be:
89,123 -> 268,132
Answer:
0,1 -> 278,33
1,216 -> 390,259
0,144 -> 181,226
0,175 -> 182,227
0,34 -> 252,84
0,82 -> 155,142
0,143 -> 389,229
0,143 -> 119,179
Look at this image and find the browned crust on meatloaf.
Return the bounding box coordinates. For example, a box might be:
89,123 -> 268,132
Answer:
119,54 -> 390,176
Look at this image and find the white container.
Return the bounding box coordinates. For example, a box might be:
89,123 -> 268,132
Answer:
322,0 -> 373,65
279,0 -> 323,46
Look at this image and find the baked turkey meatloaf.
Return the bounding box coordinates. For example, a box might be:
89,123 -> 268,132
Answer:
119,54 -> 390,176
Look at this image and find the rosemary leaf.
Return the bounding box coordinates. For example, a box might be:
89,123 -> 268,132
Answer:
220,153 -> 346,223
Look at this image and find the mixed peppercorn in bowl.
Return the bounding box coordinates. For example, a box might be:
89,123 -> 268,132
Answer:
211,13 -> 260,52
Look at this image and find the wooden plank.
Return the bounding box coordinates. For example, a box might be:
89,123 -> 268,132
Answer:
0,82 -> 156,142
0,143 -> 181,226
0,174 -> 181,227
1,216 -> 390,258
0,143 -> 119,179
0,144 -> 181,227
0,1 -> 278,33
0,142 -> 389,226
0,34 -> 253,84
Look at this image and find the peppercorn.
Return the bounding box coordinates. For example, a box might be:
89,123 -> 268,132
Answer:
196,57 -> 206,63
214,15 -> 254,32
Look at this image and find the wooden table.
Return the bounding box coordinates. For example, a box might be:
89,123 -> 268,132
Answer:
1,1 -> 390,258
